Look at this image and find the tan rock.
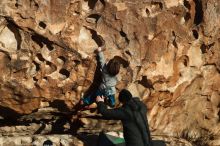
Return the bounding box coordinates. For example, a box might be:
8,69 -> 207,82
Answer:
0,26 -> 17,53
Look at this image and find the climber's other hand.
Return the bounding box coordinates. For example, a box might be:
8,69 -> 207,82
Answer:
97,47 -> 102,52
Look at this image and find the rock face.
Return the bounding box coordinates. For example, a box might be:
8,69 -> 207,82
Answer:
0,134 -> 83,146
0,0 -> 220,145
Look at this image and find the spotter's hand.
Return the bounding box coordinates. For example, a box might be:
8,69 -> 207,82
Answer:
96,95 -> 105,102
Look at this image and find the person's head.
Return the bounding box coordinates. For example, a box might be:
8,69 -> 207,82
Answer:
119,89 -> 132,104
43,140 -> 53,146
106,58 -> 120,76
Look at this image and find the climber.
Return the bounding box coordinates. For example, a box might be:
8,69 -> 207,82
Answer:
80,45 -> 121,108
96,89 -> 153,146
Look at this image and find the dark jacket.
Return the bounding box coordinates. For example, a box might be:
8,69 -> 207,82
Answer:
97,98 -> 153,146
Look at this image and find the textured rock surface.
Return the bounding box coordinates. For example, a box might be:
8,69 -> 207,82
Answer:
0,0 -> 220,145
0,134 -> 83,146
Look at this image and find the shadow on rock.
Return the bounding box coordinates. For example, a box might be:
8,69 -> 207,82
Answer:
0,105 -> 21,126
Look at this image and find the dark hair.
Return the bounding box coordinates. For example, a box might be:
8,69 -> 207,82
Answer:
119,89 -> 132,103
106,59 -> 120,76
43,140 -> 53,146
